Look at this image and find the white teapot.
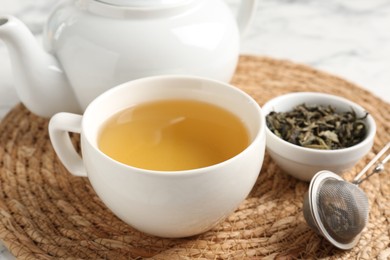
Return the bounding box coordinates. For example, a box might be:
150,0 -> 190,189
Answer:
0,0 -> 257,117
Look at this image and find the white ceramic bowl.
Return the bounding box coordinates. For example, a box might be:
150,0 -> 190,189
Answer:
262,92 -> 376,181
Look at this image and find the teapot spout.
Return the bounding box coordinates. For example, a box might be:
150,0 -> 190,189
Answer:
0,15 -> 81,117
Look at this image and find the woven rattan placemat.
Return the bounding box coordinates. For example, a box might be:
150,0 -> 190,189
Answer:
0,55 -> 389,259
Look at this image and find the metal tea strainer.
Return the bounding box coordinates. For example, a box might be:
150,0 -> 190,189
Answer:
303,142 -> 390,250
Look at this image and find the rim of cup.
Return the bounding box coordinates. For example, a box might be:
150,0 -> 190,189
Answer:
82,75 -> 266,176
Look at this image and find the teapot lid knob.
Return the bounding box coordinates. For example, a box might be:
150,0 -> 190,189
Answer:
96,0 -> 188,7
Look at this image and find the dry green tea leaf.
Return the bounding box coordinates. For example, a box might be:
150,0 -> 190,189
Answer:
266,104 -> 368,150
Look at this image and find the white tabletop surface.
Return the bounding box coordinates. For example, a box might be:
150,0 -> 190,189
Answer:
1,0 -> 390,258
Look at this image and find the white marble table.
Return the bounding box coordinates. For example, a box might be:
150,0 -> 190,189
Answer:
1,0 -> 390,258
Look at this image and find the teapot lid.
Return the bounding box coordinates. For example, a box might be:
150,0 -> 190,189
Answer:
96,0 -> 188,7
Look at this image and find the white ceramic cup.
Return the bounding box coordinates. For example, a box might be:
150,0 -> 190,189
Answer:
49,75 -> 266,238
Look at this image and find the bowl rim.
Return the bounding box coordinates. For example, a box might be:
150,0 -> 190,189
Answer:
262,91 -> 376,157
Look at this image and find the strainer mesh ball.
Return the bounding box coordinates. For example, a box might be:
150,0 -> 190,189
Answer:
316,178 -> 369,244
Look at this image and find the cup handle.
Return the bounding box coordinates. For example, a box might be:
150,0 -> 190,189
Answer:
235,0 -> 258,36
48,112 -> 88,177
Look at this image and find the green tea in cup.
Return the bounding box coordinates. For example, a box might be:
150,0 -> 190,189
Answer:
98,99 -> 249,171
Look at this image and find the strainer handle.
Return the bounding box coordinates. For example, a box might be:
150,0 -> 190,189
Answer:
353,142 -> 390,184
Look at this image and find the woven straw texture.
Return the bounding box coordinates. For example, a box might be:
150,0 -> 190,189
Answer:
0,55 -> 389,259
